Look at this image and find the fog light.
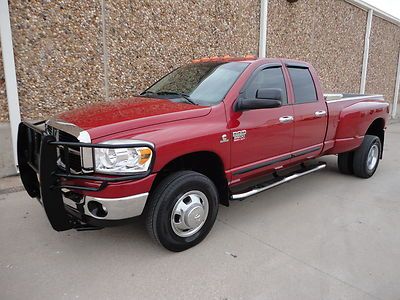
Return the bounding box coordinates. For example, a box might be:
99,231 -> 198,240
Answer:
87,201 -> 108,218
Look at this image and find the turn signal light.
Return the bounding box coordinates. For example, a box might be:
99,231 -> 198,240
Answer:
139,148 -> 152,165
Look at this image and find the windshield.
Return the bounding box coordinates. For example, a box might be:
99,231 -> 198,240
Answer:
143,62 -> 249,106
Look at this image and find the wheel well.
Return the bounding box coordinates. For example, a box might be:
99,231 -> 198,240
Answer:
365,118 -> 385,157
151,152 -> 230,206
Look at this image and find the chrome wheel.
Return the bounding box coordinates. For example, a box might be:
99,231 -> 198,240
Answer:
367,144 -> 379,171
171,190 -> 209,237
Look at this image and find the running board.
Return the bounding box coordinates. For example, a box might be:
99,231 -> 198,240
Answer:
231,162 -> 327,200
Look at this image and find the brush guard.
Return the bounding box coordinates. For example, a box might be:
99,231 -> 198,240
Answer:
17,121 -> 153,231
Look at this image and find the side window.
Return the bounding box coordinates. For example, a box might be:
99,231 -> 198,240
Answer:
287,67 -> 317,104
246,67 -> 288,105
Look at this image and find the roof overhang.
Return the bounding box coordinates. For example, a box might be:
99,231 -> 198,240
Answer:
345,0 -> 400,26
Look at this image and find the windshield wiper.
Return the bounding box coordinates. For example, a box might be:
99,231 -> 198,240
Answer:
140,91 -> 158,96
155,91 -> 197,105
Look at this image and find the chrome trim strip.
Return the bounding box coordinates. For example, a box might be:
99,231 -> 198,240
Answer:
77,130 -> 91,143
84,192 -> 149,220
324,94 -> 343,101
45,119 -> 92,143
231,163 -> 326,200
100,139 -> 155,148
46,119 -> 86,138
314,110 -> 327,117
46,118 -> 156,173
279,115 -> 294,123
325,94 -> 384,103
63,195 -> 78,208
46,118 -> 94,171
78,131 -> 93,170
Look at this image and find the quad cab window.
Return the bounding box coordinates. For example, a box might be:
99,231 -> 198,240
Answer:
287,67 -> 317,104
245,67 -> 288,104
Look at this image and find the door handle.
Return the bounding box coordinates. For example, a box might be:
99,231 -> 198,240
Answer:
279,116 -> 294,123
314,110 -> 327,117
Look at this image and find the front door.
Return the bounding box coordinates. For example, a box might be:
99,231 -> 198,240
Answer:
229,65 -> 294,180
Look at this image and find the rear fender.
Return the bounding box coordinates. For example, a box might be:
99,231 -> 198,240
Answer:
330,101 -> 388,154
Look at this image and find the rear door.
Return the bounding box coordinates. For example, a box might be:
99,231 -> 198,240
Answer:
286,65 -> 328,160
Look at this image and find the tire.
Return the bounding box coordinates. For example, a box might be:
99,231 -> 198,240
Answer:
146,171 -> 219,252
352,135 -> 381,178
338,151 -> 354,174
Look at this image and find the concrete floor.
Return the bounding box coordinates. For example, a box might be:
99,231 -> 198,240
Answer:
1,123 -> 400,300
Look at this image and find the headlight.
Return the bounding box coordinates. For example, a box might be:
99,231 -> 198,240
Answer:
93,139 -> 154,175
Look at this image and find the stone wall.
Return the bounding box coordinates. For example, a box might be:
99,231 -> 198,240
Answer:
2,0 -> 259,122
106,0 -> 260,100
267,0 -> 368,94
366,16 -> 400,104
7,1 -> 105,121
1,0 -> 400,123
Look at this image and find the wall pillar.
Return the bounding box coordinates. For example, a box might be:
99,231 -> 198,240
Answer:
360,9 -> 373,94
392,48 -> 400,118
0,0 -> 21,172
258,0 -> 268,58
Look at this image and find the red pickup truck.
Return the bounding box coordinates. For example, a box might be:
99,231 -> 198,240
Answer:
18,57 -> 389,251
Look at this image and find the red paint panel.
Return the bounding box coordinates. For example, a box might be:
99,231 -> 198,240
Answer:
93,102 -> 231,177
228,106 -> 294,181
64,174 -> 157,198
57,97 -> 210,139
49,58 -> 390,196
291,101 -> 327,158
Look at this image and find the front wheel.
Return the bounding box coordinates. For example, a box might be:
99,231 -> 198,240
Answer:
352,135 -> 381,178
145,171 -> 219,252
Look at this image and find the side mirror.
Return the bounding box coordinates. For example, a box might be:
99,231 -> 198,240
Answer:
236,98 -> 282,111
256,88 -> 283,100
235,88 -> 283,111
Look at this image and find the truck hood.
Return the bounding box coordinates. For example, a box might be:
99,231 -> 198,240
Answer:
53,96 -> 211,139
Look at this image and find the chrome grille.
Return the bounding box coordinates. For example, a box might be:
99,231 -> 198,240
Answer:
46,125 -> 82,173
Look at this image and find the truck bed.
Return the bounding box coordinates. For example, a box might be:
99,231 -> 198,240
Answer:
322,93 -> 388,155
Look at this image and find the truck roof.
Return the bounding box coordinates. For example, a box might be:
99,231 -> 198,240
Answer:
191,56 -> 309,66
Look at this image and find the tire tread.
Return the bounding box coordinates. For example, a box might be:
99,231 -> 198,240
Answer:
352,135 -> 381,178
338,151 -> 354,175
145,171 -> 218,251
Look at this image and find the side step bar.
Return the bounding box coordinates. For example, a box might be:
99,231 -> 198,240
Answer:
231,162 -> 327,200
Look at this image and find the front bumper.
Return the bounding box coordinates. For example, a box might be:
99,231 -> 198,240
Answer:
17,121 -> 154,231
64,193 -> 149,220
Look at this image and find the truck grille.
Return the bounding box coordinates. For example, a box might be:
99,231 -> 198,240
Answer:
47,126 -> 82,173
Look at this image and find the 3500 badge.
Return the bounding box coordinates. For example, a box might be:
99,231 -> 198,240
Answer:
233,130 -> 247,141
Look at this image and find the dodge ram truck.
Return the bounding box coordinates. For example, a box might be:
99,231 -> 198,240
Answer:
17,56 -> 389,251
